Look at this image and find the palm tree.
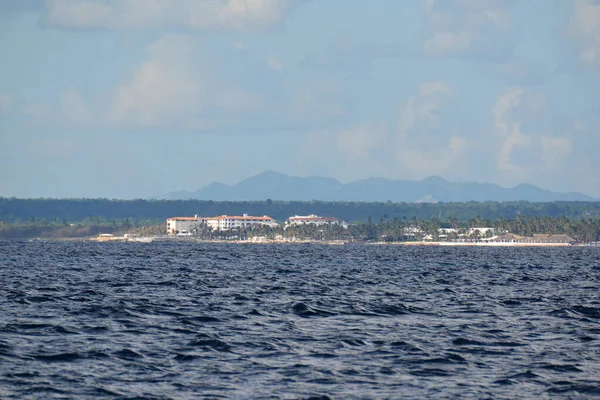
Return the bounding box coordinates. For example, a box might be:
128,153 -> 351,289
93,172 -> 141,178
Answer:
448,216 -> 458,229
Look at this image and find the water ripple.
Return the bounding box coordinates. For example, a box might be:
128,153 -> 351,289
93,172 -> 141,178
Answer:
0,241 -> 599,398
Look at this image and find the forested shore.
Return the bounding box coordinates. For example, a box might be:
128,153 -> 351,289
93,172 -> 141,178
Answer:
1,215 -> 598,243
2,198 -> 600,223
192,216 -> 599,243
1,197 -> 599,241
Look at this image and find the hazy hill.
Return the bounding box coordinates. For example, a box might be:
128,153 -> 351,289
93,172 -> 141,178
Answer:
163,171 -> 594,202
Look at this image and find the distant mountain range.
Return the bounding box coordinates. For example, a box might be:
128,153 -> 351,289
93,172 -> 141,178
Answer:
161,171 -> 595,203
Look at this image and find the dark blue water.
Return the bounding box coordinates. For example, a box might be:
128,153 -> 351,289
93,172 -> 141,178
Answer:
1,241 -> 599,399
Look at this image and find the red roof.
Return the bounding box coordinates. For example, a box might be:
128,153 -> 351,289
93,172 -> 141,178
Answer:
287,216 -> 339,221
206,215 -> 274,221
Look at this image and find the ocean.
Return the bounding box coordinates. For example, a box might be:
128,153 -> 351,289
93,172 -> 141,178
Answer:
1,241 -> 599,399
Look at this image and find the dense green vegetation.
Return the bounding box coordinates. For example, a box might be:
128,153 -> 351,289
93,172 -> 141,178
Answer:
1,215 -> 598,242
357,215 -> 600,243
0,219 -> 165,240
0,218 -> 139,239
1,197 -> 600,224
1,198 -> 598,241
225,216 -> 599,243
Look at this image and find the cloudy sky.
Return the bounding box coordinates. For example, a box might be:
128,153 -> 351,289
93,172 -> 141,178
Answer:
1,0 -> 599,199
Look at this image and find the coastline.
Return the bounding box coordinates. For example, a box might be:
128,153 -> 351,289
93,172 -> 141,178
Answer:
397,241 -> 575,247
61,236 -> 598,247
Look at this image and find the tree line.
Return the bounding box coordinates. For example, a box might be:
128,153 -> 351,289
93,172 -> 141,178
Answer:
1,214 -> 598,242
186,215 -> 600,243
1,197 -> 600,224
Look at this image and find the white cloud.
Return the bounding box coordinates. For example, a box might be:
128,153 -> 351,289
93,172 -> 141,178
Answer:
394,82 -> 466,175
570,0 -> 600,67
421,0 -> 513,60
22,104 -> 54,127
43,0 -> 301,31
286,76 -> 345,121
398,82 -> 452,136
111,35 -> 200,128
491,62 -> 527,80
399,136 -> 467,176
397,83 -> 453,135
492,86 -> 531,172
28,137 -> 75,159
110,34 -> 259,129
305,82 -> 467,180
39,33 -> 347,133
0,93 -> 13,115
541,136 -> 572,169
492,86 -> 575,177
418,81 -> 452,96
0,0 -> 44,15
492,86 -> 523,138
62,89 -> 91,126
336,123 -> 388,160
424,30 -> 472,56
497,125 -> 532,173
266,55 -> 283,70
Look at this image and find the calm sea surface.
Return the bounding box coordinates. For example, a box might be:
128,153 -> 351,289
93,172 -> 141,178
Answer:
1,241 -> 599,399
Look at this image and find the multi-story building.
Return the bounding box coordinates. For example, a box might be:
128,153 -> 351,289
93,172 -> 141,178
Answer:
285,214 -> 347,229
204,214 -> 278,231
166,215 -> 203,235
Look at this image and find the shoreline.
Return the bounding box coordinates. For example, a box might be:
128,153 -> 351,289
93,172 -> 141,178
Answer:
19,236 -> 597,247
397,241 -> 575,247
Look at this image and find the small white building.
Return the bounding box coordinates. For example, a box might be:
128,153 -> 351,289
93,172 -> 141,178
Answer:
285,214 -> 348,229
166,215 -> 203,235
467,227 -> 496,237
403,226 -> 422,238
204,214 -> 278,231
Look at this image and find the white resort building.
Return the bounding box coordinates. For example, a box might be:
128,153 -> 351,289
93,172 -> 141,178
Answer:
166,215 -> 203,235
285,214 -> 348,229
204,214 -> 279,231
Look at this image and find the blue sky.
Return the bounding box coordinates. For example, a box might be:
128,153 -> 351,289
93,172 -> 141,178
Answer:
1,0 -> 599,199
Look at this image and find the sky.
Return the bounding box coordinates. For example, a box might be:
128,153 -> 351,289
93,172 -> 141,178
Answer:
0,0 -> 599,199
